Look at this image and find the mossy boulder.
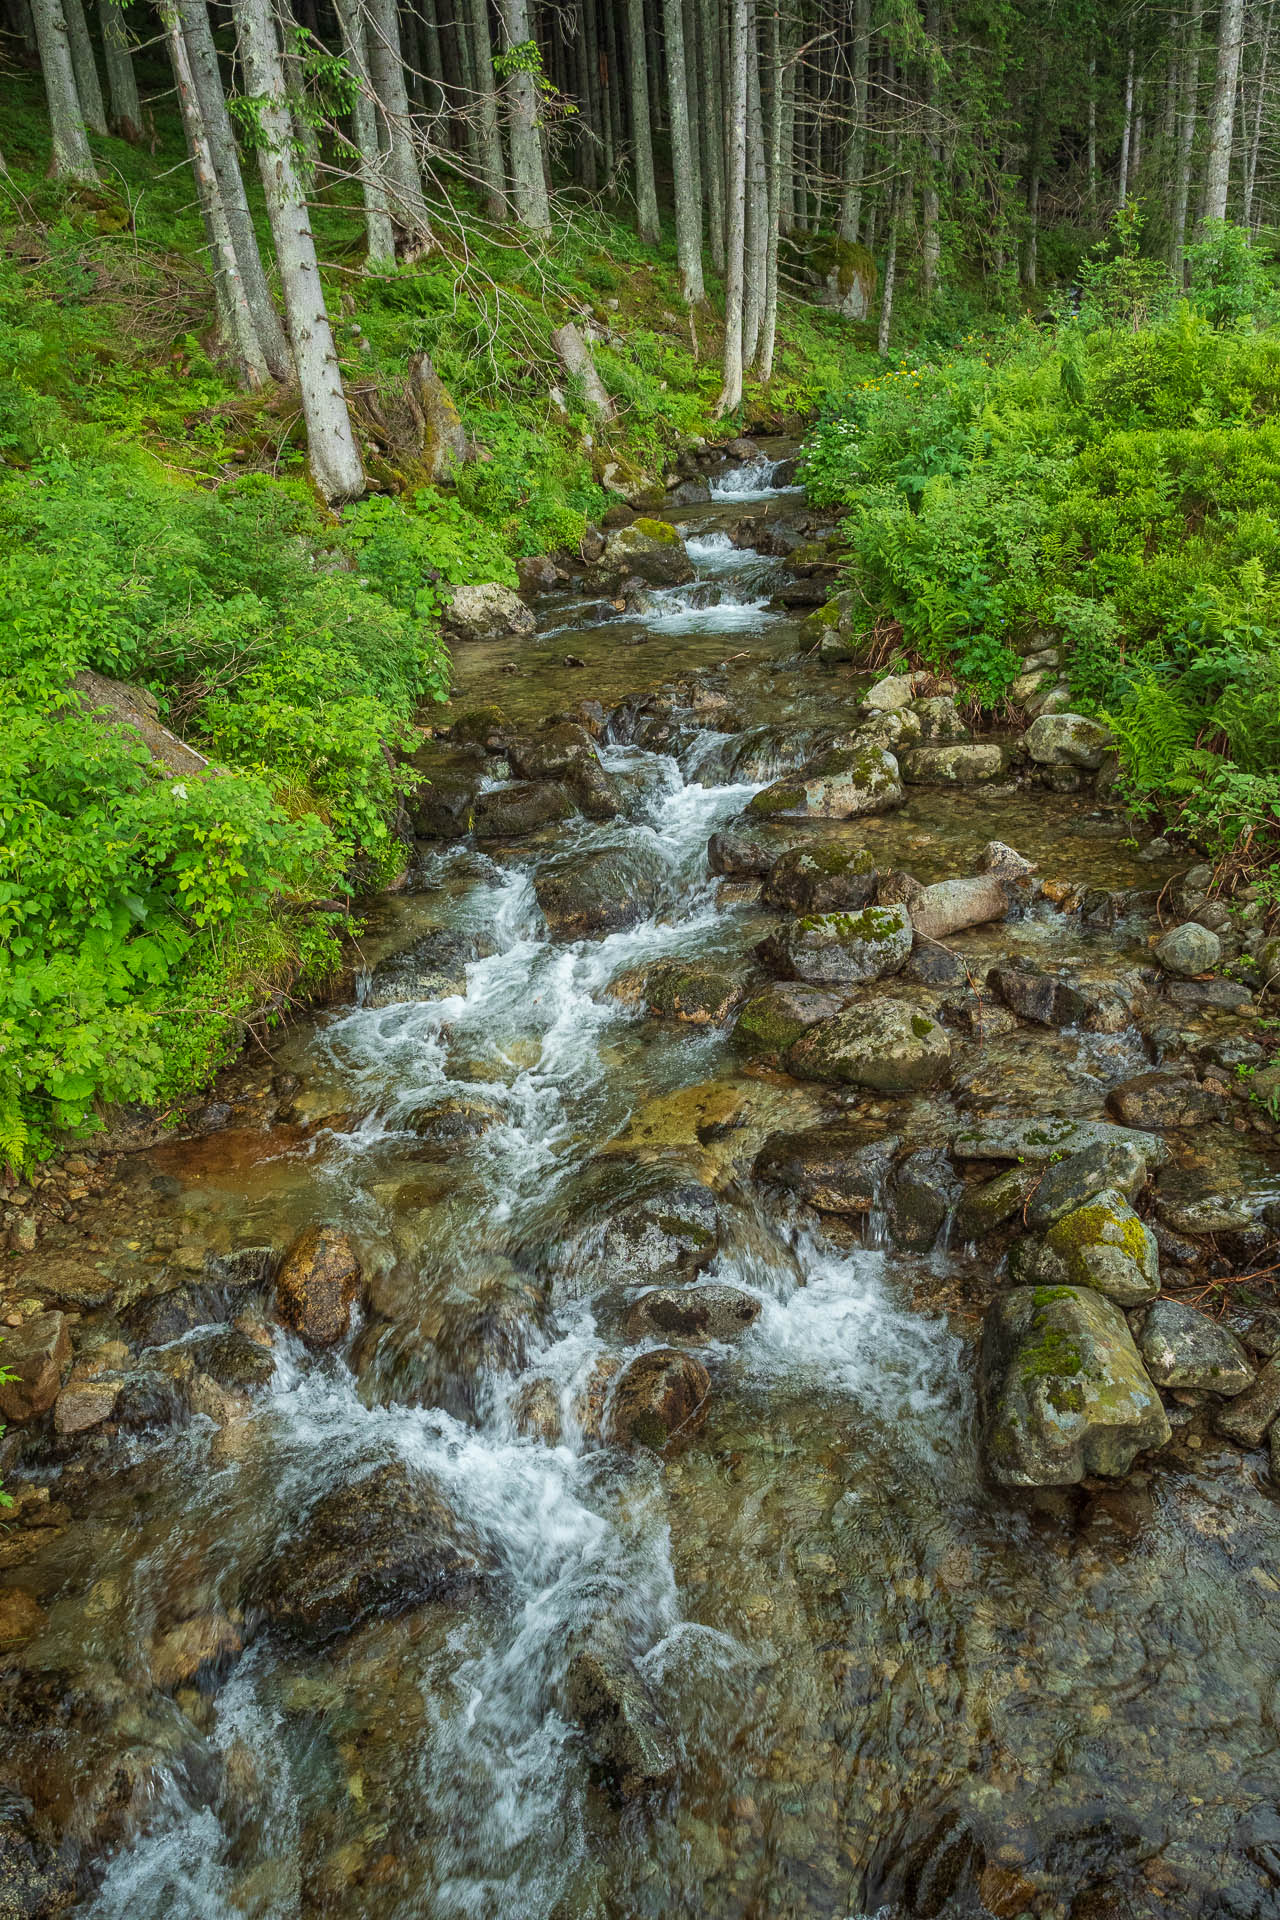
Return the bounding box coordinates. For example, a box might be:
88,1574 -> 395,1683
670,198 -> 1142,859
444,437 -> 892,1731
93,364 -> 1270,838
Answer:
747,745 -> 905,821
443,582 -> 536,642
952,1115 -> 1170,1172
761,842 -> 878,914
1012,1190 -> 1160,1306
534,846 -> 660,939
955,1167 -> 1038,1242
1025,712 -> 1113,770
731,982 -> 844,1055
981,1286 -> 1171,1486
901,743 -> 1006,786
1024,1139 -> 1151,1229
806,234 -> 878,319
629,955 -> 749,1026
1136,1299 -> 1254,1396
624,1284 -> 761,1343
599,517 -> 694,586
605,1346 -> 711,1451
757,903 -> 913,986
786,1001 -> 951,1092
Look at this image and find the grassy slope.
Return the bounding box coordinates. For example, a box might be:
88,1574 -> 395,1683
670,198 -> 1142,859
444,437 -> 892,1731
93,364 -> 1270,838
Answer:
0,71 -> 875,1167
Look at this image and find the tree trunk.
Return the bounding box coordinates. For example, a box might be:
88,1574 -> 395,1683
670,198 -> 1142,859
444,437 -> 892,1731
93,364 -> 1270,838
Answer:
365,0 -> 436,242
777,33 -> 794,236
177,0 -> 292,377
716,0 -> 747,413
1172,11 -> 1201,275
662,0 -> 705,301
1202,0 -> 1246,222
602,0 -> 624,192
698,0 -> 725,266
164,0 -> 269,385
29,0 -> 98,178
62,0 -> 106,134
332,0 -> 398,268
99,0 -> 142,140
920,0 -> 941,298
1087,50 -> 1097,208
837,0 -> 869,242
1243,0 -> 1274,224
1118,43 -> 1134,206
499,0 -> 550,232
743,8 -> 765,367
419,0 -> 445,116
230,0 -> 365,503
758,0 -> 782,382
625,0 -> 660,240
878,173 -> 905,355
681,0 -> 703,223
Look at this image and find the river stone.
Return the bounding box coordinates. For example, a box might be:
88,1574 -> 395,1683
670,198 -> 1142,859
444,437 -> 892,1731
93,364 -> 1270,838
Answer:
472,781 -> 577,840
356,1264 -> 544,1421
1019,1191 -> 1161,1306
631,956 -> 748,1026
600,517 -> 694,587
1137,1300 -> 1254,1396
988,960 -> 1088,1028
1214,1355 -> 1280,1448
761,843 -> 878,913
1025,1140 -> 1150,1230
707,824 -> 811,876
886,1149 -> 962,1252
982,841 -> 1036,881
53,1377 -> 123,1435
565,1632 -> 677,1795
746,746 -> 905,821
274,1225 -> 362,1346
406,763 -> 483,839
0,1312 -> 71,1423
365,930 -> 496,1007
0,1812 -> 76,1920
186,1330 -> 277,1394
903,943 -> 966,986
443,582 -> 536,642
952,1115 -> 1170,1171
605,1346 -> 710,1450
732,983 -> 844,1055
910,873 -> 1010,942
402,1094 -> 503,1146
912,695 -> 969,743
786,1002 -> 951,1092
0,1588 -> 47,1651
1105,1071 -> 1224,1129
900,744 -> 1005,785
150,1612 -> 243,1690
758,903 -> 913,986
507,722 -> 600,783
1154,922 -> 1222,978
955,1167 -> 1037,1241
624,1284 -> 762,1342
854,707 -> 923,752
752,1123 -> 897,1214
534,848 -> 659,939
981,1286 -> 1171,1486
1025,712 -> 1112,769
250,1460 -> 493,1645
862,673 -> 915,712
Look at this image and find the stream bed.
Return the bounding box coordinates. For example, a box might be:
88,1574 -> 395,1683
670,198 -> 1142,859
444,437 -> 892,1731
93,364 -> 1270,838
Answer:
4,446 -> 1280,1920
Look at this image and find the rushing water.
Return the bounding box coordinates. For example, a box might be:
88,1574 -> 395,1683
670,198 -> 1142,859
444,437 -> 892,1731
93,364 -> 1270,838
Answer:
10,450 -> 1280,1920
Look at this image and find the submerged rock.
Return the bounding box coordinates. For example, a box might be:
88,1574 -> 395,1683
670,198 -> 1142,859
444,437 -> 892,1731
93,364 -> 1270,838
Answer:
249,1460 -> 493,1645
356,1264 -> 544,1421
758,903 -> 913,986
546,1164 -> 721,1300
605,1346 -> 711,1450
953,1115 -> 1170,1171
0,1812 -> 76,1919
1012,1191 -> 1160,1306
981,1286 -> 1171,1486
753,1123 -> 897,1214
565,1633 -> 677,1796
786,1002 -> 951,1092
987,960 -> 1088,1028
624,1284 -> 761,1342
761,842 -> 878,914
1153,922 -> 1222,978
747,746 -> 905,821
365,929 -> 495,1007
534,847 -> 659,940
1136,1300 -> 1254,1397
886,1149 -> 962,1251
274,1225 -> 362,1347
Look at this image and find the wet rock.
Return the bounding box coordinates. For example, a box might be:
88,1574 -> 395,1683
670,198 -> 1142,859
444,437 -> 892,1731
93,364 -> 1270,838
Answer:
472,781 -> 577,840
511,1375 -> 562,1445
746,746 -> 905,821
761,843 -> 877,914
1214,1355 -> 1280,1448
903,944 -> 966,986
604,1346 -> 710,1451
886,1149 -> 962,1251
1013,1191 -> 1160,1306
988,960 -> 1088,1028
507,723 -> 619,819
1105,1071 -> 1224,1129
1025,712 -> 1112,769
149,1613 -> 243,1690
516,555 -> 564,598
1153,1164 -> 1257,1236
186,1330 -> 276,1394
1154,922 -> 1222,978
599,518 -> 694,587
0,1811 -> 75,1918
861,673 -> 915,712
732,982 -> 844,1055
1025,1140 -> 1151,1229
952,1114 -> 1170,1171
1136,1300 -> 1254,1397
981,1286 -> 1171,1486
629,956 -> 748,1026
123,1282 -> 228,1349
565,1633 -> 677,1796
911,695 -> 969,743
405,761 -> 483,840
955,1167 -> 1036,1241
707,823 -> 810,876
274,1225 -> 362,1347
402,1094 -> 503,1145
365,929 -> 495,1007
787,1002 -> 951,1092
0,1313 -> 70,1423
752,1123 -> 897,1214
854,707 -> 922,752
624,1284 -> 761,1342
757,903 -> 913,987
534,847 -> 659,940
442,582 -> 537,642
667,476 -> 711,505
546,1164 -> 721,1301
939,989 -> 1018,1038
53,1378 -> 122,1435
910,873 -> 1011,942
249,1459 -> 493,1645
0,1588 -> 47,1651
900,744 -> 1004,785
874,869 -> 925,913
357,1264 -> 543,1421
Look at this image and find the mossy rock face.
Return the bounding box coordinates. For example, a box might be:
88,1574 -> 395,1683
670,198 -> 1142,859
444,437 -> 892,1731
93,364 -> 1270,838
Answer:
753,1122 -> 897,1215
786,1000 -> 951,1093
599,518 -> 694,586
636,956 -> 749,1027
805,234 -> 878,319
732,982 -> 844,1056
955,1167 -> 1037,1243
762,842 -> 878,914
747,746 -> 905,822
980,1285 -> 1171,1486
1023,1189 -> 1162,1306
757,903 -> 913,987
900,743 -> 1006,786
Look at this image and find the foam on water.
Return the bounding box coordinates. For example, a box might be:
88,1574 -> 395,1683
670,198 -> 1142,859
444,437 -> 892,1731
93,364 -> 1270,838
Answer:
709,456 -> 802,503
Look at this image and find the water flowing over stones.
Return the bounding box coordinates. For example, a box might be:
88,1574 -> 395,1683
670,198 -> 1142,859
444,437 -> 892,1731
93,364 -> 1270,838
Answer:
6,439 -> 1280,1920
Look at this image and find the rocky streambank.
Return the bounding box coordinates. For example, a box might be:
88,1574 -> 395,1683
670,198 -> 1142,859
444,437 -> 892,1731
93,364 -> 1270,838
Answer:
2,447 -> 1280,1920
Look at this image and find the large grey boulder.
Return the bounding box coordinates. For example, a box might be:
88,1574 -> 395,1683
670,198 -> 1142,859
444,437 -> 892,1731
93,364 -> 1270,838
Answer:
1024,1139 -> 1150,1229
1011,1190 -> 1161,1306
761,843 -> 878,913
599,517 -> 694,586
758,903 -> 913,986
747,746 -> 905,821
1025,712 -> 1112,769
1154,922 -> 1222,978
952,1115 -> 1170,1172
900,744 -> 1005,785
786,1001 -> 951,1091
981,1286 -> 1171,1486
1214,1355 -> 1280,1448
861,674 -> 915,712
534,847 -> 659,939
443,582 -> 537,642
1136,1300 -> 1254,1396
